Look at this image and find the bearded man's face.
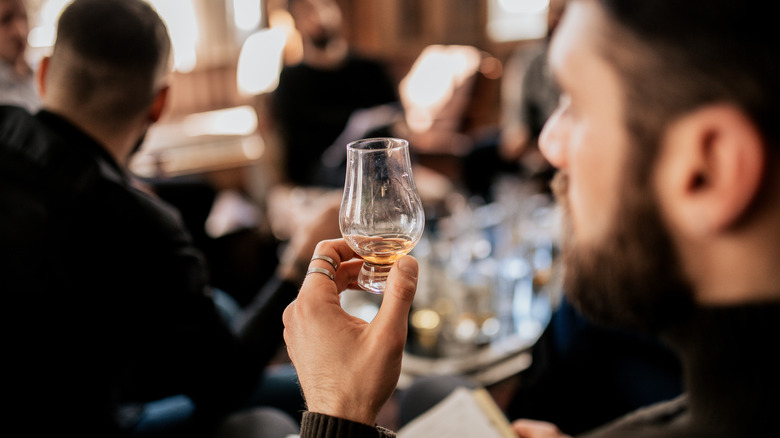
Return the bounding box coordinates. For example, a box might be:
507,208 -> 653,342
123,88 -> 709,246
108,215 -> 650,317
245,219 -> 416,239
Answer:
552,172 -> 693,333
539,1 -> 694,333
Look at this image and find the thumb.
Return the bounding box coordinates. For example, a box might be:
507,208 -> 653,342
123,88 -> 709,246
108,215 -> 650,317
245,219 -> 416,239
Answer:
373,256 -> 418,333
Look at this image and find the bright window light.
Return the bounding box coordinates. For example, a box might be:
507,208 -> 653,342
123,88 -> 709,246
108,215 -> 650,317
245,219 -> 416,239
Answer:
27,0 -> 70,48
148,0 -> 199,73
27,25 -> 55,48
399,45 -> 482,133
29,0 -> 199,73
182,105 -> 259,137
488,0 -> 548,42
499,0 -> 549,14
233,0 -> 262,31
236,27 -> 287,95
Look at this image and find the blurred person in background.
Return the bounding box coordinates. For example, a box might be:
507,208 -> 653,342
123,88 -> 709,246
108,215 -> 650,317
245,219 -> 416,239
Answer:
269,0 -> 399,188
281,0 -> 780,437
0,0 -> 40,111
498,0 -> 566,177
0,0 -> 340,436
464,0 -> 567,199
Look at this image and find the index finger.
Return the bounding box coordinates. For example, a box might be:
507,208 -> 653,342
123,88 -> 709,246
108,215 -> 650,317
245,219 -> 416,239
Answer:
299,238 -> 358,296
312,238 -> 357,269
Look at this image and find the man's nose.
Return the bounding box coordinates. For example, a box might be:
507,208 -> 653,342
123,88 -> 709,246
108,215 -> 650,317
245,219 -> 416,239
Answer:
538,107 -> 568,170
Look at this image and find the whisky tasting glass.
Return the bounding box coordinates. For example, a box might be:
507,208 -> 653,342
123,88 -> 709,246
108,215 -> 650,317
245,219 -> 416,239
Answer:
340,138 -> 425,293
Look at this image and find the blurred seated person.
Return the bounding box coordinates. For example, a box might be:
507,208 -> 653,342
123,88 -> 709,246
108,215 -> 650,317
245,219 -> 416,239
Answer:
308,43 -> 487,197
0,0 -> 40,111
149,177 -> 283,308
0,0 -> 339,435
269,0 -> 399,188
463,0 -> 566,199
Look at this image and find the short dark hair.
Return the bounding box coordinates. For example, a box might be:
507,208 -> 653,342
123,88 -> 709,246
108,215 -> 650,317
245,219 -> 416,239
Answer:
52,0 -> 171,122
592,0 -> 779,181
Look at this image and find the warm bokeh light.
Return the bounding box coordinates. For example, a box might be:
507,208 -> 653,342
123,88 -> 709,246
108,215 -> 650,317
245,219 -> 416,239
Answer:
488,0 -> 548,41
499,0 -> 549,14
182,105 -> 259,137
399,45 -> 483,133
150,0 -> 199,73
411,308 -> 442,331
268,7 -> 303,66
27,0 -> 200,73
236,27 -> 287,96
26,0 -> 70,49
233,0 -> 262,31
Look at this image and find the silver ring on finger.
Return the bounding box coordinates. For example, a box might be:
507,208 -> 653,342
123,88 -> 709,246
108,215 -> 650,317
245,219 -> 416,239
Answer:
311,254 -> 339,271
306,266 -> 335,282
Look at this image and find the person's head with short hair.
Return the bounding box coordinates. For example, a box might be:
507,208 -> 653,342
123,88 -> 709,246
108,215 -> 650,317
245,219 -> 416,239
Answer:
38,0 -> 171,162
0,0 -> 29,70
540,0 -> 780,333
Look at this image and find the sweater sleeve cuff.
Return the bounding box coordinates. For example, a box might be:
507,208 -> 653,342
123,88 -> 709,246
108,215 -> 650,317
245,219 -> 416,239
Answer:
300,412 -> 395,438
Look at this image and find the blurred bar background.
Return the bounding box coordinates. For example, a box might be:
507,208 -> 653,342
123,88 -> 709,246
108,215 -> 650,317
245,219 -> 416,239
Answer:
20,0 -> 563,384
23,0 -> 550,128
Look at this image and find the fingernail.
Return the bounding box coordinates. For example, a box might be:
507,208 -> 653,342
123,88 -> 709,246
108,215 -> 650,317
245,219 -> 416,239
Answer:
397,256 -> 418,277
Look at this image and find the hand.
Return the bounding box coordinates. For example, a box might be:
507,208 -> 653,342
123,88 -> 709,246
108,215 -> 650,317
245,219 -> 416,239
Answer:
512,419 -> 572,438
276,192 -> 341,283
283,239 -> 419,426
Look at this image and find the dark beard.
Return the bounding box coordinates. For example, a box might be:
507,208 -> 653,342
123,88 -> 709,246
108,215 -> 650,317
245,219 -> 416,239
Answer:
551,171 -> 695,334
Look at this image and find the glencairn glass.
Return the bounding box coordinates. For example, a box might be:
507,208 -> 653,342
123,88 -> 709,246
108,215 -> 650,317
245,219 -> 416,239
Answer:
340,138 -> 425,293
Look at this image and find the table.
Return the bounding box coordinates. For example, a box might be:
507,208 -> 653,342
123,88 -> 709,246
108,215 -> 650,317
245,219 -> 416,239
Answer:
341,186 -> 563,389
129,105 -> 265,179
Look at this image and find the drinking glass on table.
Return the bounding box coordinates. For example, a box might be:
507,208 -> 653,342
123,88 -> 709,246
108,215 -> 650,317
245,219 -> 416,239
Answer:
339,138 -> 425,293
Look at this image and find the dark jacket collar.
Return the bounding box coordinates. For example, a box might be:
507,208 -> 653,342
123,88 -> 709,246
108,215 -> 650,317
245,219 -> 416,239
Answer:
34,109 -> 124,177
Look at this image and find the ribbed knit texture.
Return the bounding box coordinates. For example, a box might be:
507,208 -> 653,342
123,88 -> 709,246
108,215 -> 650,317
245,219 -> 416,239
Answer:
301,412 -> 395,437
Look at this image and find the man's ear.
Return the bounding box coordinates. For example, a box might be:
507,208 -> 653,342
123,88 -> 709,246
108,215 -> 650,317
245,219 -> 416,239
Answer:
148,85 -> 169,123
37,56 -> 50,97
654,104 -> 765,237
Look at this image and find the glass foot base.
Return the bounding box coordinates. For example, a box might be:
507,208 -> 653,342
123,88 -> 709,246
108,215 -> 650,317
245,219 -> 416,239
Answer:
358,262 -> 392,294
